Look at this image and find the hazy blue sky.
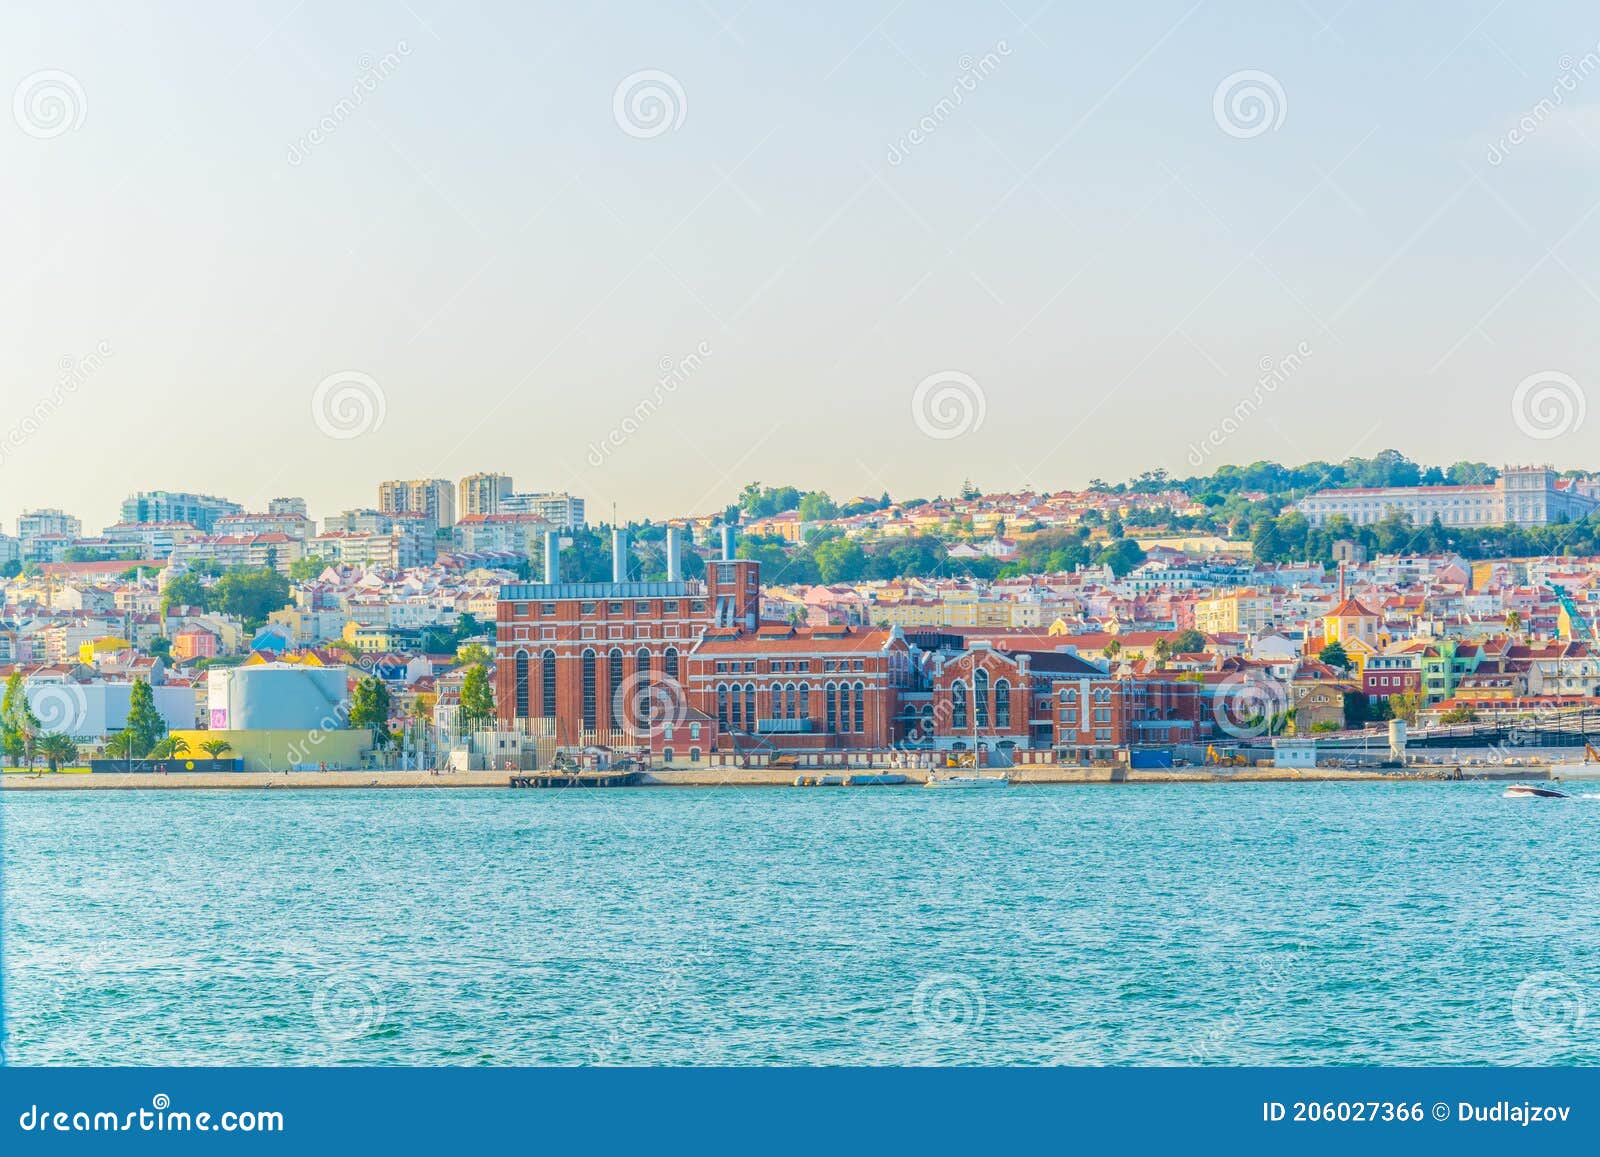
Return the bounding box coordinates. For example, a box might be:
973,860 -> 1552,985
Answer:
5,1 -> 1599,530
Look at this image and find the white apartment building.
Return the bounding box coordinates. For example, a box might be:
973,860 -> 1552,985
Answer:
1297,466 -> 1597,529
500,491 -> 586,529
169,533 -> 304,574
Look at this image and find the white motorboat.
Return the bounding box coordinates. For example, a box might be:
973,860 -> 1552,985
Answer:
1504,781 -> 1572,799
924,773 -> 1009,789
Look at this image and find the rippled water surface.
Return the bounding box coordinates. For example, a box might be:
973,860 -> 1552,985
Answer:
5,782 -> 1599,1064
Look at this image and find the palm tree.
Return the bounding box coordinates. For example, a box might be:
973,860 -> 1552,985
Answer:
38,732 -> 78,773
148,736 -> 190,760
200,739 -> 233,760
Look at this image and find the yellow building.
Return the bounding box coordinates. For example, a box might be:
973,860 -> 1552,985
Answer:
169,728 -> 373,772
1193,592 -> 1275,635
1322,597 -> 1381,675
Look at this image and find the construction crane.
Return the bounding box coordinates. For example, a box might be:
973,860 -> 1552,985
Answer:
1546,581 -> 1600,643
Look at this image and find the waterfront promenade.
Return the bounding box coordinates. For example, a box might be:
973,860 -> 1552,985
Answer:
0,765 -> 1489,789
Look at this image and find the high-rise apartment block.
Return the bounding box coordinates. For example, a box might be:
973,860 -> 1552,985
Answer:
120,490 -> 243,533
459,473 -> 514,517
379,479 -> 456,529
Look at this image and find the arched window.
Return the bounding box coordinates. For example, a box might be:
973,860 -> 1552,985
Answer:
514,650 -> 530,718
663,748 -> 674,763
974,668 -> 990,729
995,679 -> 1011,729
797,682 -> 810,719
606,648 -> 624,731
540,649 -> 556,718
663,646 -> 679,683
785,682 -> 798,719
744,684 -> 756,730
825,682 -> 838,731
717,684 -> 730,729
581,649 -> 597,731
1063,688 -> 1077,704
952,680 -> 968,730
636,649 -> 652,727
853,681 -> 865,733
730,682 -> 743,730
771,682 -> 783,720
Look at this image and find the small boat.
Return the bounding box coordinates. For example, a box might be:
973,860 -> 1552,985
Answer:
1504,782 -> 1572,799
924,773 -> 1008,789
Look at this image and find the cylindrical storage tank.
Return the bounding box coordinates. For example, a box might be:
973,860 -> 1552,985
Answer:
222,664 -> 352,732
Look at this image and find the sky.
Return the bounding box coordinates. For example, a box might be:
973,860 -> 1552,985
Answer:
4,1 -> 1599,532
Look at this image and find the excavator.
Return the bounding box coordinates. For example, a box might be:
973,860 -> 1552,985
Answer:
1205,745 -> 1248,767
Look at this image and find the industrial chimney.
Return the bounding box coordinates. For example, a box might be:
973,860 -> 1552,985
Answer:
544,531 -> 560,584
665,526 -> 682,582
612,528 -> 629,583
721,523 -> 735,562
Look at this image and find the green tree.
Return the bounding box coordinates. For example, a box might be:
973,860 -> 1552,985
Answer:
1440,706 -> 1477,725
456,642 -> 492,667
289,554 -> 330,582
1094,539 -> 1147,578
1168,628 -> 1206,655
1318,641 -> 1351,671
200,738 -> 234,759
348,676 -> 393,748
459,664 -> 496,731
797,491 -> 839,522
210,567 -> 292,630
813,538 -> 867,584
1388,691 -> 1421,725
37,732 -> 78,772
149,735 -> 189,759
161,572 -> 209,614
123,679 -> 168,759
1,671 -> 38,767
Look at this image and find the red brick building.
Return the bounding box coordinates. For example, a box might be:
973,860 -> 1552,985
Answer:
498,530 -> 1210,765
495,529 -> 759,747
679,622 -> 917,755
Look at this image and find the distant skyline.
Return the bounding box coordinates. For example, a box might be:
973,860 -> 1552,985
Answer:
0,448 -> 1577,535
5,2 -> 1599,531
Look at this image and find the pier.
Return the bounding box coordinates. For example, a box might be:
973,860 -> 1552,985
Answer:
509,770 -> 643,789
